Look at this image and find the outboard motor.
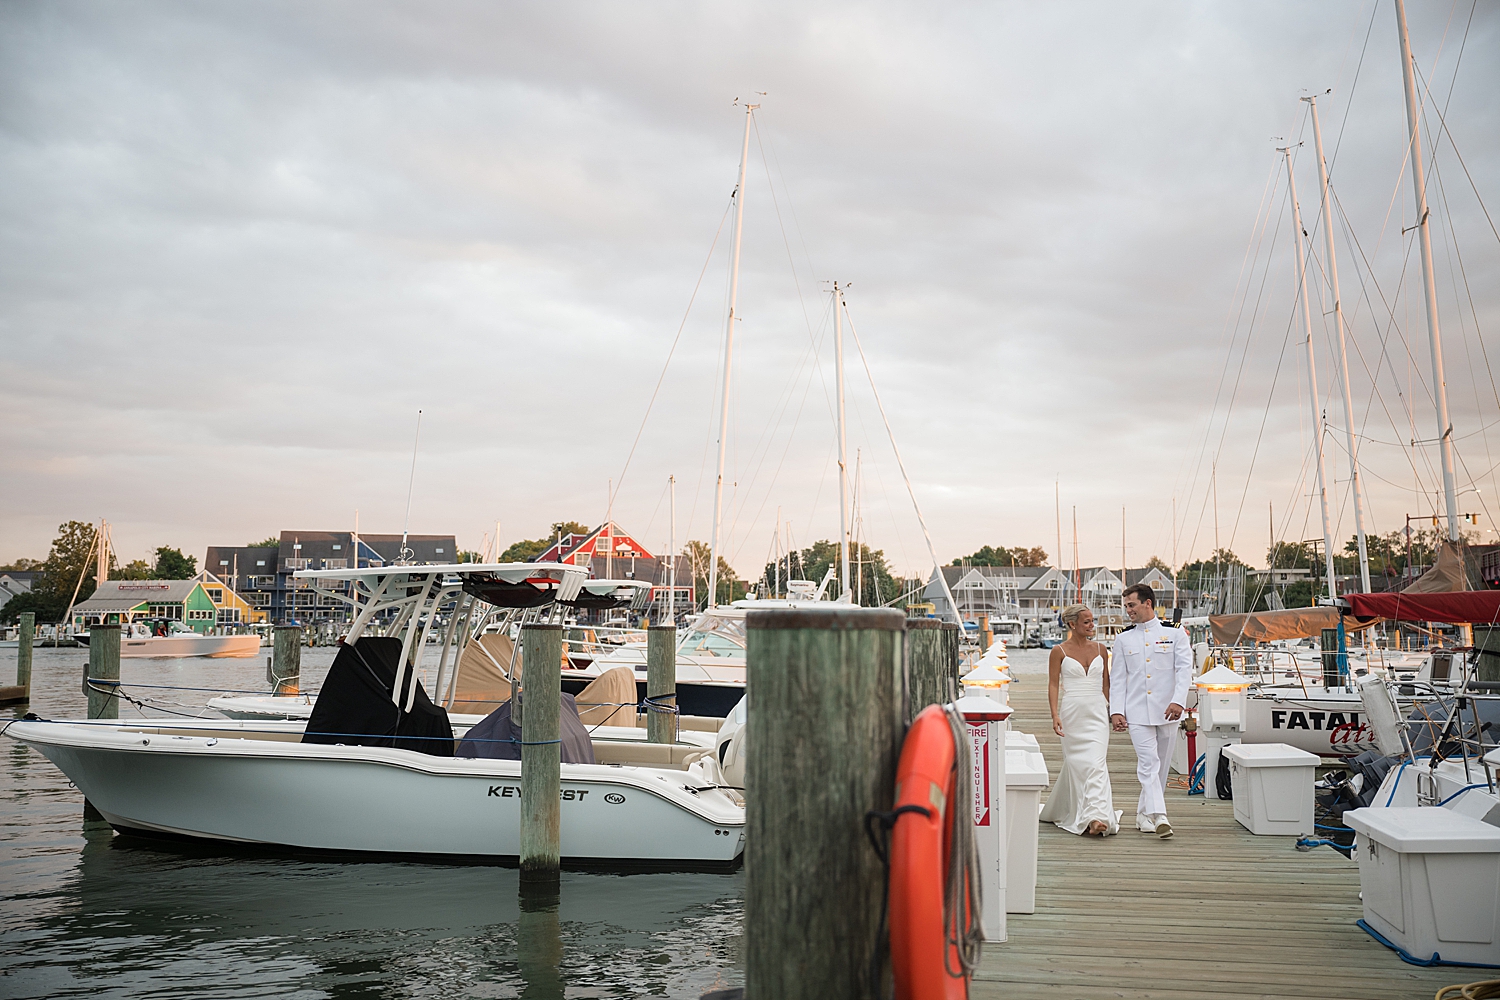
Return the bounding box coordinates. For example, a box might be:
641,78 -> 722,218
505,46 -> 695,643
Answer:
714,696 -> 748,788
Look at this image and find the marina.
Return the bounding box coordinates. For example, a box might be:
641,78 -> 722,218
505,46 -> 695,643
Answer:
4,1 -> 1500,997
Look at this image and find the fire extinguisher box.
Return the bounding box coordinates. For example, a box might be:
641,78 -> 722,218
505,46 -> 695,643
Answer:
1223,743 -> 1318,835
1345,807 -> 1500,967
1004,746 -> 1050,914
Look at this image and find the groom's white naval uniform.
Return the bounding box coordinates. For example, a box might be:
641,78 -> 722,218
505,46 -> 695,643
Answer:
1109,616 -> 1193,833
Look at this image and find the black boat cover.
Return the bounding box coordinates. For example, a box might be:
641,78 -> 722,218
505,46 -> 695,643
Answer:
302,637 -> 455,756
456,692 -> 596,764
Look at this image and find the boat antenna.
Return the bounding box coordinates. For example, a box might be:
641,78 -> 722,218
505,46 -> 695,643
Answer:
400,409 -> 422,564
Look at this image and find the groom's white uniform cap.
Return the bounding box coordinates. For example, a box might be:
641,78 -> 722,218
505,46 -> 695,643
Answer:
1108,617 -> 1192,724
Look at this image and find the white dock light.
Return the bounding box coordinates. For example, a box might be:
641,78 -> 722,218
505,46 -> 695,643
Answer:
963,662 -> 1012,712
1195,664 -> 1249,799
1195,664 -> 1249,733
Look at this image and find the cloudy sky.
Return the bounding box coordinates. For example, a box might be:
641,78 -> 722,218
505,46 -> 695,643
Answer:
2,1 -> 1496,581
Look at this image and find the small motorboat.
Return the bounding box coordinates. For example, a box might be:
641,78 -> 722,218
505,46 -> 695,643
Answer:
77,620 -> 260,658
8,562 -> 744,870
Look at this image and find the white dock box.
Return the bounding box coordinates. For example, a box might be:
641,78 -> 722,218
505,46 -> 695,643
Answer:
1223,743 -> 1317,836
1344,807 -> 1500,967
1004,746 -> 1049,914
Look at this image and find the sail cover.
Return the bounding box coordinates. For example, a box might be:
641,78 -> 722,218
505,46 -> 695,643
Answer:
1345,590 -> 1500,625
1209,606 -> 1376,645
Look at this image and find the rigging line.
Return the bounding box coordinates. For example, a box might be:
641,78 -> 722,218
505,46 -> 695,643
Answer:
609,199 -> 734,509
1178,157 -> 1292,556
1428,122 -> 1497,448
1413,60 -> 1500,248
1328,181 -> 1438,486
1185,164 -> 1306,566
725,302 -> 836,563
1223,288 -> 1301,570
752,115 -> 836,425
1167,152 -> 1283,517
842,305 -> 951,596
720,292 -> 835,527
1325,415 -> 1500,448
1326,1 -> 1381,176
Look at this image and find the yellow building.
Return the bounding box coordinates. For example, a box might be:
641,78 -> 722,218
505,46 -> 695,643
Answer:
194,571 -> 268,625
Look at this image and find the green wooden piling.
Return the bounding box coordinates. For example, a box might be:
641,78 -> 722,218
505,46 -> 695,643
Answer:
17,612 -> 34,695
87,625 -> 120,720
906,616 -> 957,722
646,625 -> 676,742
744,606 -> 906,1000
271,626 -> 302,694
520,623 -> 563,883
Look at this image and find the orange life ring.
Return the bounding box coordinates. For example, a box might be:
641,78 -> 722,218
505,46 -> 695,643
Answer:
889,704 -> 969,1000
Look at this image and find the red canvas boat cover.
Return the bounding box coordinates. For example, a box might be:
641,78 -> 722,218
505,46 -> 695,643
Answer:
1344,591 -> 1500,625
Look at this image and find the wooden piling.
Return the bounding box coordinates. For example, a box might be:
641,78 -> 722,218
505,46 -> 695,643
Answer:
646,625 -> 676,742
87,625 -> 120,720
744,606 -> 906,1000
519,623 -> 563,883
979,613 -> 992,652
17,612 -> 34,694
271,626 -> 302,694
906,616 -> 957,721
942,620 -> 963,679
0,612 -> 32,705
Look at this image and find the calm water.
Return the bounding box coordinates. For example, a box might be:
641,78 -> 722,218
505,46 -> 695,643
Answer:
0,646 -> 743,999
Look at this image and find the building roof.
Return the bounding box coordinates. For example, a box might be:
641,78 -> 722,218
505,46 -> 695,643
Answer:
75,579 -> 202,613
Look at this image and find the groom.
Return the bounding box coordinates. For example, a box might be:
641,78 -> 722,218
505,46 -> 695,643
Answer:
1109,583 -> 1192,839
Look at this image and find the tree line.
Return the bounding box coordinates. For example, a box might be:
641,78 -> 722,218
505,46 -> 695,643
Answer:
2,520 -> 200,624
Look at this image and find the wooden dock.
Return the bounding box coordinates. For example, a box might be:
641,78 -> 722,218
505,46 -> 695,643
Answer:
974,680 -> 1461,1000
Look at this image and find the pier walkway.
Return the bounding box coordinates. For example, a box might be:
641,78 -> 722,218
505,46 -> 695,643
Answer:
974,679 -> 1459,1000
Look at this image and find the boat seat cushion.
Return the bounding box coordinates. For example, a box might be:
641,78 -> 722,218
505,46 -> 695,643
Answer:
302,637 -> 455,757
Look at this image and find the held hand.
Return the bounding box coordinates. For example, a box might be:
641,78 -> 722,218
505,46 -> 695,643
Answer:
1165,703 -> 1185,722
1110,714 -> 1128,733
1052,718 -> 1065,737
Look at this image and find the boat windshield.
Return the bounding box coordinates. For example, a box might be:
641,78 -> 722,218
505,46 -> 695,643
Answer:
677,614 -> 746,656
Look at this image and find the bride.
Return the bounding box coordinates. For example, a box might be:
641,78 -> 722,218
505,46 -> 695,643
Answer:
1039,604 -> 1118,836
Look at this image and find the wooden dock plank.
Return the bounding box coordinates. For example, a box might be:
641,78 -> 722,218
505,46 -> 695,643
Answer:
972,680 -> 1465,1000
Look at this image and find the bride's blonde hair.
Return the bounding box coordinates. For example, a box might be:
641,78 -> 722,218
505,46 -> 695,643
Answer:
1060,604 -> 1090,630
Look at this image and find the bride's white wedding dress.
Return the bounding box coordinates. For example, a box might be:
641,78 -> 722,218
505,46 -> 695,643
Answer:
1039,654 -> 1118,836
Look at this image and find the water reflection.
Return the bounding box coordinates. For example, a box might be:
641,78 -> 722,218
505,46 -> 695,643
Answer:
1,648 -> 744,999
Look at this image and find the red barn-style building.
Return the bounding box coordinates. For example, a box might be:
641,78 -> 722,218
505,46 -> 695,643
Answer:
533,522 -> 693,621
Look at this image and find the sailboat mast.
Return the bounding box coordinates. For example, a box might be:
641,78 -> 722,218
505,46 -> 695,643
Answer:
1282,146 -> 1339,599
708,101 -> 756,610
668,475 -> 676,623
1394,0 -> 1460,542
1305,94 -> 1372,592
834,281 -> 850,601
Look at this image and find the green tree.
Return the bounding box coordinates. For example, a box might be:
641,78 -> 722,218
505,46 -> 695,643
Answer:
951,545 -> 1047,568
1145,555 -> 1172,572
680,540 -> 742,607
500,520 -> 593,562
248,536 -> 280,549
2,520 -> 107,624
152,547 -> 197,579
117,559 -> 155,580
0,557 -> 40,571
761,539 -> 898,605
456,550 -> 482,563
1177,548 -> 1247,601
